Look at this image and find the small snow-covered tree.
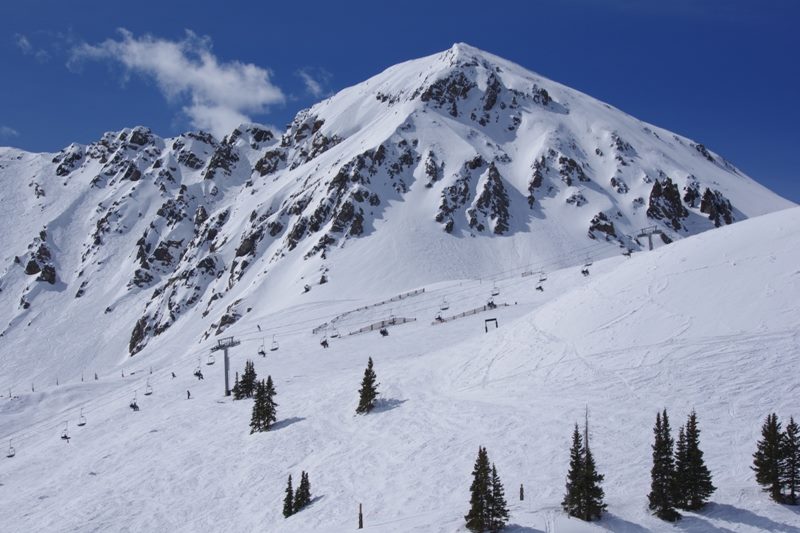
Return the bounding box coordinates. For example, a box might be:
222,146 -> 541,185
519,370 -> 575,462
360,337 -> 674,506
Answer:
263,376 -> 278,430
781,417 -> 800,505
649,410 -> 680,521
677,410 -> 715,510
283,475 -> 294,518
489,464 -> 509,531
465,446 -> 492,532
294,471 -> 312,510
753,413 -> 783,502
249,380 -> 266,434
356,357 -> 379,414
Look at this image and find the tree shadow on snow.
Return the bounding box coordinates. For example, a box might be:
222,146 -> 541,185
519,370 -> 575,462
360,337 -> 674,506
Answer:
700,503 -> 800,533
271,417 -> 305,431
304,495 -> 325,509
372,398 -> 406,413
675,516 -> 737,533
597,513 -> 650,533
504,524 -> 543,533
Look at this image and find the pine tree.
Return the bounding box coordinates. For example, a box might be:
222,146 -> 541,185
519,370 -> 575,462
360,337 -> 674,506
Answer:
249,380 -> 266,434
465,446 -> 492,532
648,410 -> 680,521
294,471 -> 312,510
781,417 -> 800,505
673,425 -> 688,509
582,438 -> 607,521
283,475 -> 294,518
753,413 -> 783,502
489,464 -> 509,531
240,360 -> 257,398
263,375 -> 278,430
232,372 -> 242,400
678,410 -> 715,510
562,424 -> 586,519
356,357 -> 379,414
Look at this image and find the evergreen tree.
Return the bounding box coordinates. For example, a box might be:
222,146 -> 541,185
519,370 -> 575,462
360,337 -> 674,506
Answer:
240,360 -> 257,398
673,425 -> 688,509
753,413 -> 783,502
356,357 -> 379,414
489,464 -> 509,531
582,438 -> 607,521
781,417 -> 800,505
465,446 -> 492,532
562,424 -> 586,519
562,415 -> 606,522
294,471 -> 312,510
648,410 -> 680,521
231,372 -> 242,400
678,410 -> 715,510
282,475 -> 294,518
249,379 -> 266,434
263,375 -> 278,430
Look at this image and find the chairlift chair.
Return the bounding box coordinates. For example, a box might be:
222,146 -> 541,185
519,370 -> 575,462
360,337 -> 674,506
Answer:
270,335 -> 279,352
77,408 -> 87,427
491,283 -> 500,296
258,338 -> 267,357
440,298 -> 449,311
330,327 -> 340,338
61,422 -> 70,441
144,380 -> 153,396
538,272 -> 547,282
6,440 -> 15,458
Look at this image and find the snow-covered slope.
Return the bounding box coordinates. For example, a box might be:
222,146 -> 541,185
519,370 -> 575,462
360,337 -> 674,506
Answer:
0,44 -> 793,389
1,197 -> 799,532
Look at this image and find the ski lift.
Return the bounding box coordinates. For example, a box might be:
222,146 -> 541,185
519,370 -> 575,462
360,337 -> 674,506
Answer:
330,327 -> 340,339
77,408 -> 87,427
206,353 -> 216,365
194,358 -> 201,374
440,298 -> 450,311
491,283 -> 500,296
270,335 -> 279,352
144,380 -> 153,396
6,440 -> 15,458
257,339 -> 266,357
584,257 -> 593,267
60,422 -> 70,441
538,272 -> 547,283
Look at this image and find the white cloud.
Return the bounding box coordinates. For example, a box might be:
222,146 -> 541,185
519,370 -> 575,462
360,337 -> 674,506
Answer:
15,33 -> 50,62
296,67 -> 332,98
70,29 -> 285,137
0,126 -> 20,139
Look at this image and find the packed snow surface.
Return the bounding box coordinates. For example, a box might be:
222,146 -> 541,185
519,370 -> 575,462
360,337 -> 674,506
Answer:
1,204 -> 799,532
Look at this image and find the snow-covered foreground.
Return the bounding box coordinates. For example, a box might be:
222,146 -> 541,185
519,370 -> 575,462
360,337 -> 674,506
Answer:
2,207 -> 800,532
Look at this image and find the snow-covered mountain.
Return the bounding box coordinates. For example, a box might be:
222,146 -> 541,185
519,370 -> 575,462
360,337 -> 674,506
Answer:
1,197 -> 799,532
0,42 -> 793,387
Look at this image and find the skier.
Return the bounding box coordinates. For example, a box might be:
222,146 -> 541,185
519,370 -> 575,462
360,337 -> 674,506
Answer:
187,390 -> 191,400
320,339 -> 329,349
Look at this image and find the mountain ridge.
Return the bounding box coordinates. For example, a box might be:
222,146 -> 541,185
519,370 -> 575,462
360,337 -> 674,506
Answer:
0,43 -> 793,381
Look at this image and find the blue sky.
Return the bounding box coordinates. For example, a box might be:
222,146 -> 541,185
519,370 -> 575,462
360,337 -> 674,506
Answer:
2,0 -> 798,201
